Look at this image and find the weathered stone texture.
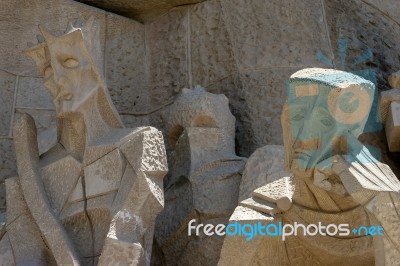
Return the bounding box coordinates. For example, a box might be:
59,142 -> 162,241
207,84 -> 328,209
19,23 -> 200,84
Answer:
324,0 -> 400,91
0,140 -> 17,181
220,0 -> 332,71
16,77 -> 54,109
106,13 -> 148,113
236,68 -> 300,155
146,8 -> 189,109
190,0 -> 236,87
0,71 -> 16,137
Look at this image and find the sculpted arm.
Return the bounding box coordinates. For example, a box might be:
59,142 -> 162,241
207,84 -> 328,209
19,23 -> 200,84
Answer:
98,127 -> 167,265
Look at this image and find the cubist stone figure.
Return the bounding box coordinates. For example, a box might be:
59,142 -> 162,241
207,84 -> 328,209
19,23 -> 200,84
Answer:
153,87 -> 246,266
0,18 -> 168,266
218,68 -> 400,266
380,69 -> 400,152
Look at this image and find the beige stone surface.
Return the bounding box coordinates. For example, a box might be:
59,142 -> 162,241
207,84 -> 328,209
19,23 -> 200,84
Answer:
0,70 -> 16,137
146,7 -> 189,109
16,76 -> 54,109
0,140 -> 17,182
236,68 -> 300,155
105,13 -> 148,114
190,0 -> 236,87
239,145 -> 289,201
384,101 -> 400,152
388,70 -> 400,88
220,0 -> 332,71
380,88 -> 400,152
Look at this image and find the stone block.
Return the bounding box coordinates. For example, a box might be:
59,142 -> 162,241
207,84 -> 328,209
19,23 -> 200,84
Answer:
16,77 -> 53,109
190,0 -> 237,86
385,101 -> 400,152
146,7 -> 189,109
0,139 -> 17,181
105,13 -> 148,113
0,71 -> 16,137
220,0 -> 332,71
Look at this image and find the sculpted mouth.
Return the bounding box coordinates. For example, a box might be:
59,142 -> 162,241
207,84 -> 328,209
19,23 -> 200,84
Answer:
293,150 -> 313,161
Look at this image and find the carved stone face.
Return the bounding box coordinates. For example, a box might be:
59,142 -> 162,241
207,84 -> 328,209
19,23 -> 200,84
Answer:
45,30 -> 99,116
25,43 -> 58,100
282,69 -> 375,178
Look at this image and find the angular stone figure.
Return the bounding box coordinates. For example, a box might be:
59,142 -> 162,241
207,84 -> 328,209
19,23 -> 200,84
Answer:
0,18 -> 168,265
153,87 -> 246,266
380,70 -> 400,152
218,68 -> 400,266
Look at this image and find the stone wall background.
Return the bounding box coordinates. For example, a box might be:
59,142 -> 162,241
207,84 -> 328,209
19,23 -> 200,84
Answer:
1,0 -> 400,198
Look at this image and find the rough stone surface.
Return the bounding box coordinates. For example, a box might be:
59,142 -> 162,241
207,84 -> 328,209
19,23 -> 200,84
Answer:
0,71 -> 16,137
146,7 -> 189,110
105,13 -> 148,114
324,0 -> 400,91
16,77 -> 54,109
220,0 -> 332,71
190,0 -> 236,87
238,145 -> 289,201
236,68 -> 299,155
0,140 -> 17,181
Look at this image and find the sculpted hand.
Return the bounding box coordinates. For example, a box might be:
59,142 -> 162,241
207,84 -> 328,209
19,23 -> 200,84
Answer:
314,155 -> 348,196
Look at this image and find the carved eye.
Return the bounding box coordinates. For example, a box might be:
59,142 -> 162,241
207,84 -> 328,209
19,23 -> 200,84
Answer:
292,114 -> 304,121
321,118 -> 333,127
62,58 -> 79,69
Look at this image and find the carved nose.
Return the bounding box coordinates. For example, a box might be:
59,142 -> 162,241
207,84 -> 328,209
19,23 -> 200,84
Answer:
56,75 -> 68,86
55,91 -> 73,102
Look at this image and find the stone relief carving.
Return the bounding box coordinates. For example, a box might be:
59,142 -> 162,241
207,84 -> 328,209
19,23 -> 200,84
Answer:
0,18 -> 167,265
380,70 -> 400,152
153,87 -> 246,265
218,68 -> 400,266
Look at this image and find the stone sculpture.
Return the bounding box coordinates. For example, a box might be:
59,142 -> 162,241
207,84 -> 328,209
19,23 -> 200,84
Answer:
380,70 -> 400,152
153,87 -> 246,266
0,18 -> 167,265
218,68 -> 400,266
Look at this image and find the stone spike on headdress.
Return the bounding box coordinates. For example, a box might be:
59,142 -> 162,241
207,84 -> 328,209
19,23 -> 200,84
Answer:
39,25 -> 55,42
65,22 -> 77,34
